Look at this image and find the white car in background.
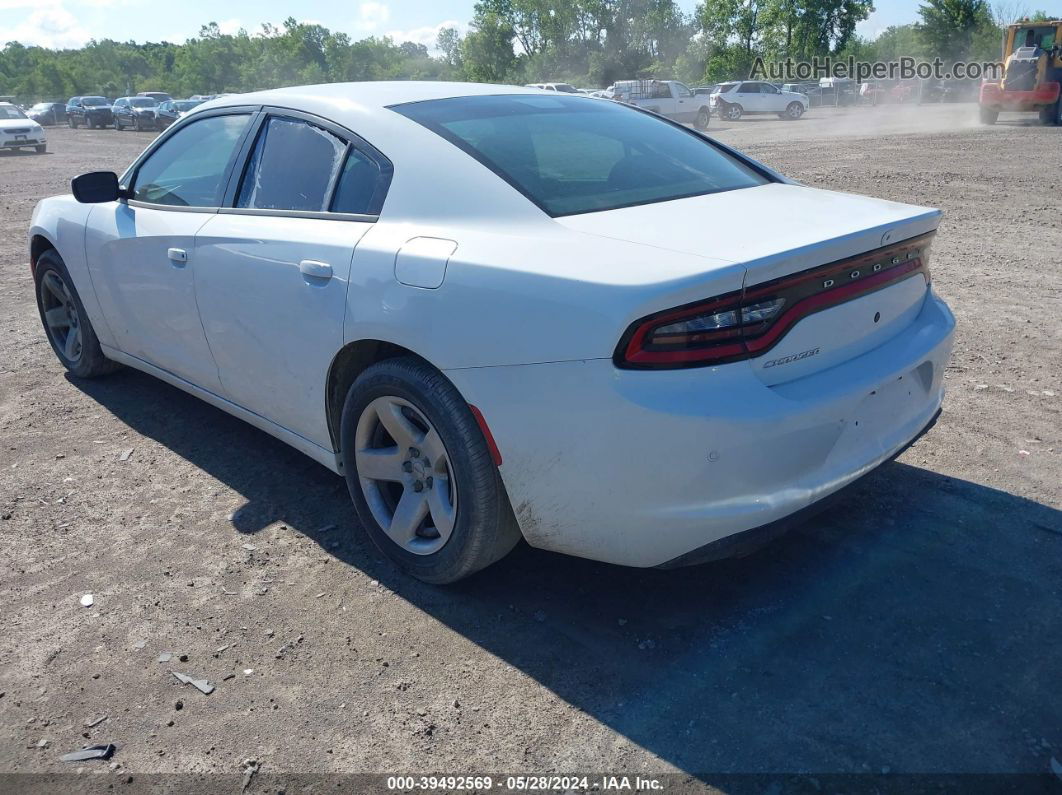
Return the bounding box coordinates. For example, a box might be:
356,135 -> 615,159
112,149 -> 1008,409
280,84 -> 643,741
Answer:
0,102 -> 47,153
28,82 -> 953,583
711,81 -> 809,120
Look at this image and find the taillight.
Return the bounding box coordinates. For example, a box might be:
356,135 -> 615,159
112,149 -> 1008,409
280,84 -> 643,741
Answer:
616,233 -> 933,369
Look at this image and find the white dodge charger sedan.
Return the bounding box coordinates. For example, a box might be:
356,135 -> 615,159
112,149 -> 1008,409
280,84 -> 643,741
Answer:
29,82 -> 955,583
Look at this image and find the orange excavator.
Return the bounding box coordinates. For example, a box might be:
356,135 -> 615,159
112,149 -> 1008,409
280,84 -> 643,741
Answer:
979,19 -> 1062,124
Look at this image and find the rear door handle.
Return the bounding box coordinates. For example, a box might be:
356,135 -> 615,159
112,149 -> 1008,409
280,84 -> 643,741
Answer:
167,247 -> 187,265
299,259 -> 333,280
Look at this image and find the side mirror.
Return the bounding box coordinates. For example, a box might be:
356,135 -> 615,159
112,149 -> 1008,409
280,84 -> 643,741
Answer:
71,171 -> 126,203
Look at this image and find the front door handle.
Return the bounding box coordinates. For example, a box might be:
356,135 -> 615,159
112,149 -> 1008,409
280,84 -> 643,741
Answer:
299,259 -> 333,280
167,247 -> 187,265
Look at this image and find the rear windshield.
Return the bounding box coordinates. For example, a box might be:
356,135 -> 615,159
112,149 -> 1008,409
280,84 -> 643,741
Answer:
392,94 -> 769,217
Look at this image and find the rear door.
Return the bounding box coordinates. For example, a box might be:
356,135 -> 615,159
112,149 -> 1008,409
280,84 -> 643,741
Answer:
85,110 -> 255,392
192,110 -> 392,448
738,82 -> 764,111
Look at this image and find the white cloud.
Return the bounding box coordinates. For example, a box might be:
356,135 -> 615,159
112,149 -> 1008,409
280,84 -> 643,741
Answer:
4,4 -> 92,48
386,20 -> 465,52
353,1 -> 390,33
216,18 -> 243,36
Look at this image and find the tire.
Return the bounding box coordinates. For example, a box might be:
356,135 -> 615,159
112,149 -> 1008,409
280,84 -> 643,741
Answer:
785,101 -> 804,120
1039,99 -> 1060,125
35,144 -> 46,154
34,250 -> 121,379
340,357 -> 521,584
723,102 -> 743,121
979,106 -> 998,125
134,116 -> 142,132
695,107 -> 710,130
69,117 -> 77,129
115,118 -> 123,131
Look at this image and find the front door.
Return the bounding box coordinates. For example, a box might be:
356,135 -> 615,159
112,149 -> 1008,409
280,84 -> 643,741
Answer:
85,111 -> 254,393
193,113 -> 387,448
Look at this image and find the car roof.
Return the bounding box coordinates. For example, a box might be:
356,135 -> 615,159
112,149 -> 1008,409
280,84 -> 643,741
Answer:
202,81 -> 546,114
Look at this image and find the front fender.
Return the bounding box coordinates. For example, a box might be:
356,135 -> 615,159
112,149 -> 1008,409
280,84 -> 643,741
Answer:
29,196 -> 117,348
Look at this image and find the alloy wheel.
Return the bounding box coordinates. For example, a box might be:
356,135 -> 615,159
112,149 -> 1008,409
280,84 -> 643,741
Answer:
41,270 -> 83,363
354,396 -> 458,555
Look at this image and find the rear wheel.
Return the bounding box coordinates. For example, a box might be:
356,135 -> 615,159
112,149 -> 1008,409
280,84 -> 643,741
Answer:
34,250 -> 120,378
785,102 -> 804,119
695,107 -> 710,130
722,102 -> 743,121
340,357 -> 521,584
979,106 -> 998,125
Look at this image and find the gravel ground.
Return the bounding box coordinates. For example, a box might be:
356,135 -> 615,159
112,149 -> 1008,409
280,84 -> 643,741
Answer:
0,104 -> 1060,787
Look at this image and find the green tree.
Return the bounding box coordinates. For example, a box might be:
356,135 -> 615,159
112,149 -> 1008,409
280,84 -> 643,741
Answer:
918,0 -> 996,61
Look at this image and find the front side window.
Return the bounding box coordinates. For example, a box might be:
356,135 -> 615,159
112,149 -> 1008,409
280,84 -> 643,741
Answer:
236,117 -> 346,212
738,83 -> 761,93
393,94 -> 769,217
132,113 -> 250,207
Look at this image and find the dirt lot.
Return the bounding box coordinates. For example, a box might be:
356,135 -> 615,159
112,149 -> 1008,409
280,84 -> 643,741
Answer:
1,104 -> 1060,788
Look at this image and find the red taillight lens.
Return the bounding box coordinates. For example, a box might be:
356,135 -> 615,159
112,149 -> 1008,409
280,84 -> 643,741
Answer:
615,233 -> 933,369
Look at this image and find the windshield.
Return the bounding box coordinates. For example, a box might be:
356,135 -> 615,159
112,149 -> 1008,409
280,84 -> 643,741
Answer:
175,100 -> 203,112
393,94 -> 769,217
83,96 -> 108,106
0,105 -> 27,120
31,103 -> 52,111
130,98 -> 156,107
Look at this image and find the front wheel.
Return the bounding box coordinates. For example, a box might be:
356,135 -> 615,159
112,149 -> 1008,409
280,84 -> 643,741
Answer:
69,117 -> 77,128
695,107 -> 710,130
114,118 -> 123,130
979,106 -> 998,125
35,144 -> 46,154
34,250 -> 120,378
340,357 -> 521,584
785,102 -> 804,120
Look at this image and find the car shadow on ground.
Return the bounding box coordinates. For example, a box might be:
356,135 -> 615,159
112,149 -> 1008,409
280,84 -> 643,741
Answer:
70,367 -> 1062,777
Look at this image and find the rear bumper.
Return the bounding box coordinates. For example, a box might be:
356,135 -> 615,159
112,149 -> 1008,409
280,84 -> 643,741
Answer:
980,81 -> 1060,109
445,290 -> 955,568
656,406 -> 941,568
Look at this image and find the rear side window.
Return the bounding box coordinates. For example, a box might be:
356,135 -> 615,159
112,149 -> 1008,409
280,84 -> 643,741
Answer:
393,94 -> 769,217
132,113 -> 250,207
236,117 -> 346,212
330,147 -> 384,215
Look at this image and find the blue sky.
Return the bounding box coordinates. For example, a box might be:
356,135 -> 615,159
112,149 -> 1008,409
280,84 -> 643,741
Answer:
2,0 -> 1060,50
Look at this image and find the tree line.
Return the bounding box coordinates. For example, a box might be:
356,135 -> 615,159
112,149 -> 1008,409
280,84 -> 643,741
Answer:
0,1 -> 1052,103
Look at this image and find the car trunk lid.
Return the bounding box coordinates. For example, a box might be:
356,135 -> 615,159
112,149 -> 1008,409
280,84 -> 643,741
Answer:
558,182 -> 940,383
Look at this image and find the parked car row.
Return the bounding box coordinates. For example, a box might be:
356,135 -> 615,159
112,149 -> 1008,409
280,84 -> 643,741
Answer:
58,93 -> 204,131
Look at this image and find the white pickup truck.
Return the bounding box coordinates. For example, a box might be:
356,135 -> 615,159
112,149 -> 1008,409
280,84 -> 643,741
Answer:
609,79 -> 711,129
